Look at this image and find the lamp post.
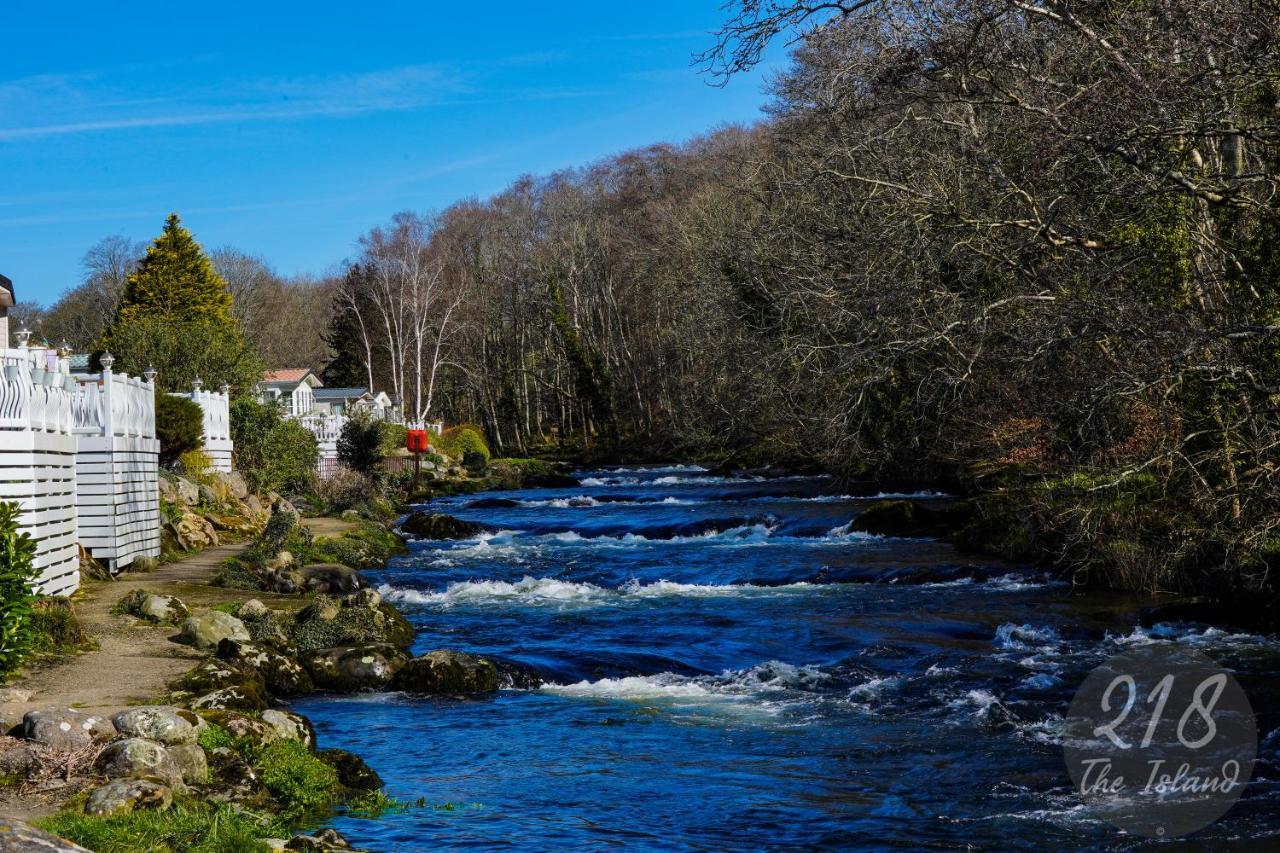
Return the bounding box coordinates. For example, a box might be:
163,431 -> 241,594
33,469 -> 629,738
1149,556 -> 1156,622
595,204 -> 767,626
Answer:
14,326 -> 30,349
143,364 -> 158,384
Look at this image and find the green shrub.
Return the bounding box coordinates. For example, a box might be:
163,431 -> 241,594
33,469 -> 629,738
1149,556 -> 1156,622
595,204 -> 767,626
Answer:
230,398 -> 318,494
196,721 -> 236,753
253,738 -> 341,814
431,425 -> 490,463
37,801 -> 275,853
337,413 -> 384,474
0,502 -> 37,680
28,598 -> 91,654
156,393 -> 205,467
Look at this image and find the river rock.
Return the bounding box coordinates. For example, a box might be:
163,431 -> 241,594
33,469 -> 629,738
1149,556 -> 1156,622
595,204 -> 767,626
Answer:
97,738 -> 185,790
262,709 -> 316,749
270,569 -> 306,595
239,598 -> 271,620
170,659 -> 266,706
848,499 -> 942,537
216,638 -> 314,698
206,746 -> 269,806
111,707 -> 197,745
167,741 -> 208,784
302,644 -> 408,692
0,817 -> 92,851
20,708 -> 115,750
289,598 -> 414,652
399,512 -> 488,540
201,711 -> 278,747
84,778 -> 173,817
343,588 -> 381,609
301,564 -> 364,594
391,650 -> 499,696
285,829 -> 356,851
180,610 -> 251,650
464,497 -> 520,509
318,748 -> 382,791
190,685 -> 268,712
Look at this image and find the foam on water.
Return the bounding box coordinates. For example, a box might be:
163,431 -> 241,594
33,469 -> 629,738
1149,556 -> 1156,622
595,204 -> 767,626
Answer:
539,661 -> 831,719
379,576 -> 824,609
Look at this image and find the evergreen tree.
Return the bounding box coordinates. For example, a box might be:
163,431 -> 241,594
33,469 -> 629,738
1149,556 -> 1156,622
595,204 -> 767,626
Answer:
99,213 -> 261,394
114,213 -> 234,324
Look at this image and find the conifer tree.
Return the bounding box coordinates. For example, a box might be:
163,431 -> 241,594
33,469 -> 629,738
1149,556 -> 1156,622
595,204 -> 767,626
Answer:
113,213 -> 234,324
98,213 -> 261,394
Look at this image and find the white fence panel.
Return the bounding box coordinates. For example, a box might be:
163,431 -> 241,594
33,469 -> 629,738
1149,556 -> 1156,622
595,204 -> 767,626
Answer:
0,346 -> 80,596
171,386 -> 233,473
74,366 -> 160,572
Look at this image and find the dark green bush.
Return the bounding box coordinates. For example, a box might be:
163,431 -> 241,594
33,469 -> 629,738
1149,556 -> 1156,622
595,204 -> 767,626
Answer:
337,413 -> 384,474
0,502 -> 36,680
156,392 -> 204,467
230,398 -> 318,494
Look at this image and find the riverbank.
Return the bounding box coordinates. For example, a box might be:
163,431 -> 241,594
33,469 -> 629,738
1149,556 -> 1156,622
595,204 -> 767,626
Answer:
0,510 -> 435,851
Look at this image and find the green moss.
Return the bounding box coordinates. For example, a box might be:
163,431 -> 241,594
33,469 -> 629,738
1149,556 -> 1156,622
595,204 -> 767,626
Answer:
212,556 -> 266,591
36,801 -> 278,853
286,601 -> 413,653
253,739 -> 341,815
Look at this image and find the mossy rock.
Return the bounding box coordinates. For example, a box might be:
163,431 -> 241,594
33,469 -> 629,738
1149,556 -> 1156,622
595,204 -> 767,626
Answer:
400,512 -> 488,540
287,599 -> 414,653
390,650 -> 499,696
318,748 -> 382,791
169,660 -> 268,711
849,500 -> 941,537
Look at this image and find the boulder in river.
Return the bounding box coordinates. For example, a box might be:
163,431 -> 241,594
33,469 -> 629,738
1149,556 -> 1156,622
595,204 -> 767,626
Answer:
391,649 -> 499,696
318,748 -> 382,791
848,499 -> 940,537
302,644 -> 409,692
400,512 -> 488,540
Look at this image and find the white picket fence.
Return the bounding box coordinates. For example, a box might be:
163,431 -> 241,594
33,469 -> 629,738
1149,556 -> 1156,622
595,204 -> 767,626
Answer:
0,347 -> 81,596
73,366 -> 160,573
172,387 -> 233,472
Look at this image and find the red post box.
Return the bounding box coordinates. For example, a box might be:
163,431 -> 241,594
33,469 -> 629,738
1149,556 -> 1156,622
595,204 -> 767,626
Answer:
406,429 -> 429,453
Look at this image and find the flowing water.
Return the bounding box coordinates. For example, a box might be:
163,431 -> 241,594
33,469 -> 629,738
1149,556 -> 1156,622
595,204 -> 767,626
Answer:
296,465 -> 1280,850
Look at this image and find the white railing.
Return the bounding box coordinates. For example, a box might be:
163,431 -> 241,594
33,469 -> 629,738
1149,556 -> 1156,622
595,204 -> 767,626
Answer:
72,369 -> 156,439
169,383 -> 233,472
0,347 -> 75,435
297,412 -> 345,443
192,389 -> 231,442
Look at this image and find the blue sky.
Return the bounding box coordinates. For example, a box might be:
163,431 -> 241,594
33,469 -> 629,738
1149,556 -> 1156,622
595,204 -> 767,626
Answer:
2,2 -> 778,306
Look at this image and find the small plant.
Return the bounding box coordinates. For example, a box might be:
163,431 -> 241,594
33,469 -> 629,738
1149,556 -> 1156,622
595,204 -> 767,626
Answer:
28,598 -> 92,654
178,449 -> 214,484
0,501 -> 38,680
159,498 -> 184,526
253,738 -> 341,814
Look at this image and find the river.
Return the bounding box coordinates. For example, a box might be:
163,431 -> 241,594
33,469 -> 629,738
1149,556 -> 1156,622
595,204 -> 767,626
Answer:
294,464 -> 1280,850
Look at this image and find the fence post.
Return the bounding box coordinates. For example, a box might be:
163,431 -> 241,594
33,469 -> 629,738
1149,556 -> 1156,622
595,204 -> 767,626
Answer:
101,351 -> 116,438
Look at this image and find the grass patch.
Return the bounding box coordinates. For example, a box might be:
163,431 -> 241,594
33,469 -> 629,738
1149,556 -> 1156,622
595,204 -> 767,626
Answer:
28,598 -> 95,655
36,801 -> 281,853
253,739 -> 342,815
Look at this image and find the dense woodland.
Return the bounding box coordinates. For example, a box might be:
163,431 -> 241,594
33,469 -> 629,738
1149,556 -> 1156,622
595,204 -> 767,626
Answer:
21,0 -> 1280,601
